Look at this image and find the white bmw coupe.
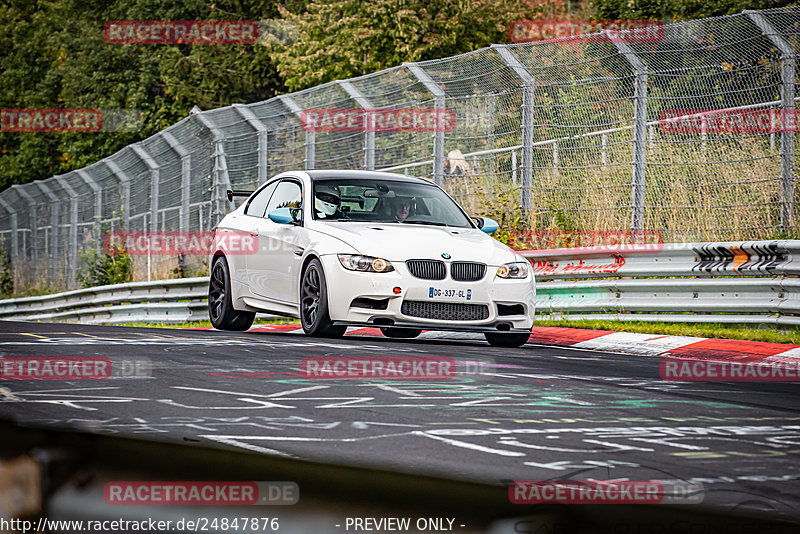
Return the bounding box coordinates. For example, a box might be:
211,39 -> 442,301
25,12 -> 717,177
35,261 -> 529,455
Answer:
208,170 -> 535,347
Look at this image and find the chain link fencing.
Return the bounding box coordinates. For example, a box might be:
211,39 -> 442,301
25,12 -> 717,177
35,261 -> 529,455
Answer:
2,7 -> 800,289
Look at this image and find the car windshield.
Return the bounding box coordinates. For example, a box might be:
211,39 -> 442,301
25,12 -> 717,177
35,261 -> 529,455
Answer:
312,178 -> 473,227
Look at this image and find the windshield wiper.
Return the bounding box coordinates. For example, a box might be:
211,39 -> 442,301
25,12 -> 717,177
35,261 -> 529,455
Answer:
399,220 -> 448,226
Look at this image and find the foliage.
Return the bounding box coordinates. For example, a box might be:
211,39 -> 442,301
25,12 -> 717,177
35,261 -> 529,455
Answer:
0,246 -> 12,298
591,0 -> 796,21
0,0 -> 301,190
76,224 -> 133,288
270,0 -> 555,91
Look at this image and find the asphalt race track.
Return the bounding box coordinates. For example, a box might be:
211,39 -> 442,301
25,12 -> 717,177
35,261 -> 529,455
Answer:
1,320 -> 799,521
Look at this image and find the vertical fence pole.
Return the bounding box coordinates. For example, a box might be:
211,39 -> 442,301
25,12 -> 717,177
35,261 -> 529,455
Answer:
601,133 -> 608,165
233,104 -> 270,184
405,63 -> 446,185
13,185 -> 38,279
279,95 -> 315,170
611,37 -> 648,231
104,159 -> 131,230
77,169 -> 103,251
35,182 -> 60,281
162,132 -> 191,234
746,11 -> 796,232
0,198 -> 18,266
492,45 -> 535,214
53,176 -> 79,280
131,144 -> 160,234
338,81 -> 376,170
194,112 -> 234,225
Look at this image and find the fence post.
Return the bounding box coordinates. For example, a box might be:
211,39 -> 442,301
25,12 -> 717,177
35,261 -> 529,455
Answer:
194,112 -> 234,226
233,104 -> 270,184
161,132 -> 191,234
0,197 -> 18,266
405,63 -> 445,185
53,176 -> 79,280
611,36 -> 648,231
746,11 -> 795,232
279,95 -> 315,170
492,44 -> 535,214
12,186 -> 37,277
77,169 -> 103,251
338,80 -> 376,170
35,182 -> 60,281
104,159 -> 131,230
131,144 -> 160,233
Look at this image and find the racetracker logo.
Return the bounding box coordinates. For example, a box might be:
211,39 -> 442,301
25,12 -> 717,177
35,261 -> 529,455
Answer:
510,230 -> 663,254
301,356 -> 457,380
660,357 -> 800,382
509,19 -> 663,43
299,108 -> 456,133
0,356 -> 150,380
103,481 -> 298,505
509,480 -> 703,504
104,20 -> 258,44
1,108 -> 141,133
103,231 -> 258,256
660,109 -> 800,134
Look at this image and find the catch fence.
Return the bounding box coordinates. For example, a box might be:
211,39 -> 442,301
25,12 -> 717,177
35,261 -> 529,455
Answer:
2,7 -> 800,287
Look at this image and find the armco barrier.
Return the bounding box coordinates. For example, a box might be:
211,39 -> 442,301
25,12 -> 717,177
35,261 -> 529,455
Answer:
1,240 -> 798,325
525,240 -> 800,326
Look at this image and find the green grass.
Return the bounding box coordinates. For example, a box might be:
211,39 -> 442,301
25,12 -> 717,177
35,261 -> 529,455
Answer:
534,319 -> 800,345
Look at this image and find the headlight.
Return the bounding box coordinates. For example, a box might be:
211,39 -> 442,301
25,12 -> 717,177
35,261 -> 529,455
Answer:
337,254 -> 395,273
497,261 -> 529,279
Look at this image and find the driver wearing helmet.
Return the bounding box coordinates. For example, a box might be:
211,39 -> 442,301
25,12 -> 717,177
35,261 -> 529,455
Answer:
314,184 -> 342,219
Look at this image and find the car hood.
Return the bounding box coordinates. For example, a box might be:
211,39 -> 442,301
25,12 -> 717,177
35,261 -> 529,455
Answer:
311,222 -> 519,265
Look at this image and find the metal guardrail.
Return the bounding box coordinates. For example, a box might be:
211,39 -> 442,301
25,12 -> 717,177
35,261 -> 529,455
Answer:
0,277 -> 212,324
527,239 -> 800,326
1,240 -> 798,325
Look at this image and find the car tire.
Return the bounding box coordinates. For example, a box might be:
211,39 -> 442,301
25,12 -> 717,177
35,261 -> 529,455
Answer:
208,256 -> 255,331
484,331 -> 530,348
380,327 -> 422,339
300,258 -> 346,338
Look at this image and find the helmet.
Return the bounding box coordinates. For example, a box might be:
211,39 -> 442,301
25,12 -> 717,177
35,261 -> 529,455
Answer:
314,184 -> 340,217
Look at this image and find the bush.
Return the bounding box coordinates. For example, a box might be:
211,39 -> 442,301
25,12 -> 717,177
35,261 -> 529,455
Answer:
0,247 -> 12,298
76,226 -> 133,288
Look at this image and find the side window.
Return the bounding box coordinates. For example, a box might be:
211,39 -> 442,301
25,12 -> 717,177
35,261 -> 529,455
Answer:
245,181 -> 278,217
265,180 -> 302,214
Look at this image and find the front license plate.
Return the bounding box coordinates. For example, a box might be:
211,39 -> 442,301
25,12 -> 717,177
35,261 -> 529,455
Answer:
428,287 -> 472,301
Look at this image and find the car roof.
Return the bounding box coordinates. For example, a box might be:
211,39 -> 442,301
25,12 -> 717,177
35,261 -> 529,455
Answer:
304,170 -> 434,184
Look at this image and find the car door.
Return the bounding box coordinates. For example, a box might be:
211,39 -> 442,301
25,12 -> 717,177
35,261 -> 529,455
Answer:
247,178 -> 307,304
237,180 -> 278,290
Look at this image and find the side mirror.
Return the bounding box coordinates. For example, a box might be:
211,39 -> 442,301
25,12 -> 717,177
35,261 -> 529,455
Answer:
473,216 -> 499,234
268,207 -> 300,225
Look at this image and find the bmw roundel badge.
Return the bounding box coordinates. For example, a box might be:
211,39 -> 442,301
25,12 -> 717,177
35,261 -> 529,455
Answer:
441,253 -> 451,259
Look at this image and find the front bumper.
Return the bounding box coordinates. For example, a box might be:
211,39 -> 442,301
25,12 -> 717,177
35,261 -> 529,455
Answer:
320,255 -> 535,333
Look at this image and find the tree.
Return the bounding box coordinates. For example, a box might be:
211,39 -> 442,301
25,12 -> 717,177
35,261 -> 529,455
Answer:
0,0 -> 301,190
270,0 -> 555,91
591,0 -> 796,21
